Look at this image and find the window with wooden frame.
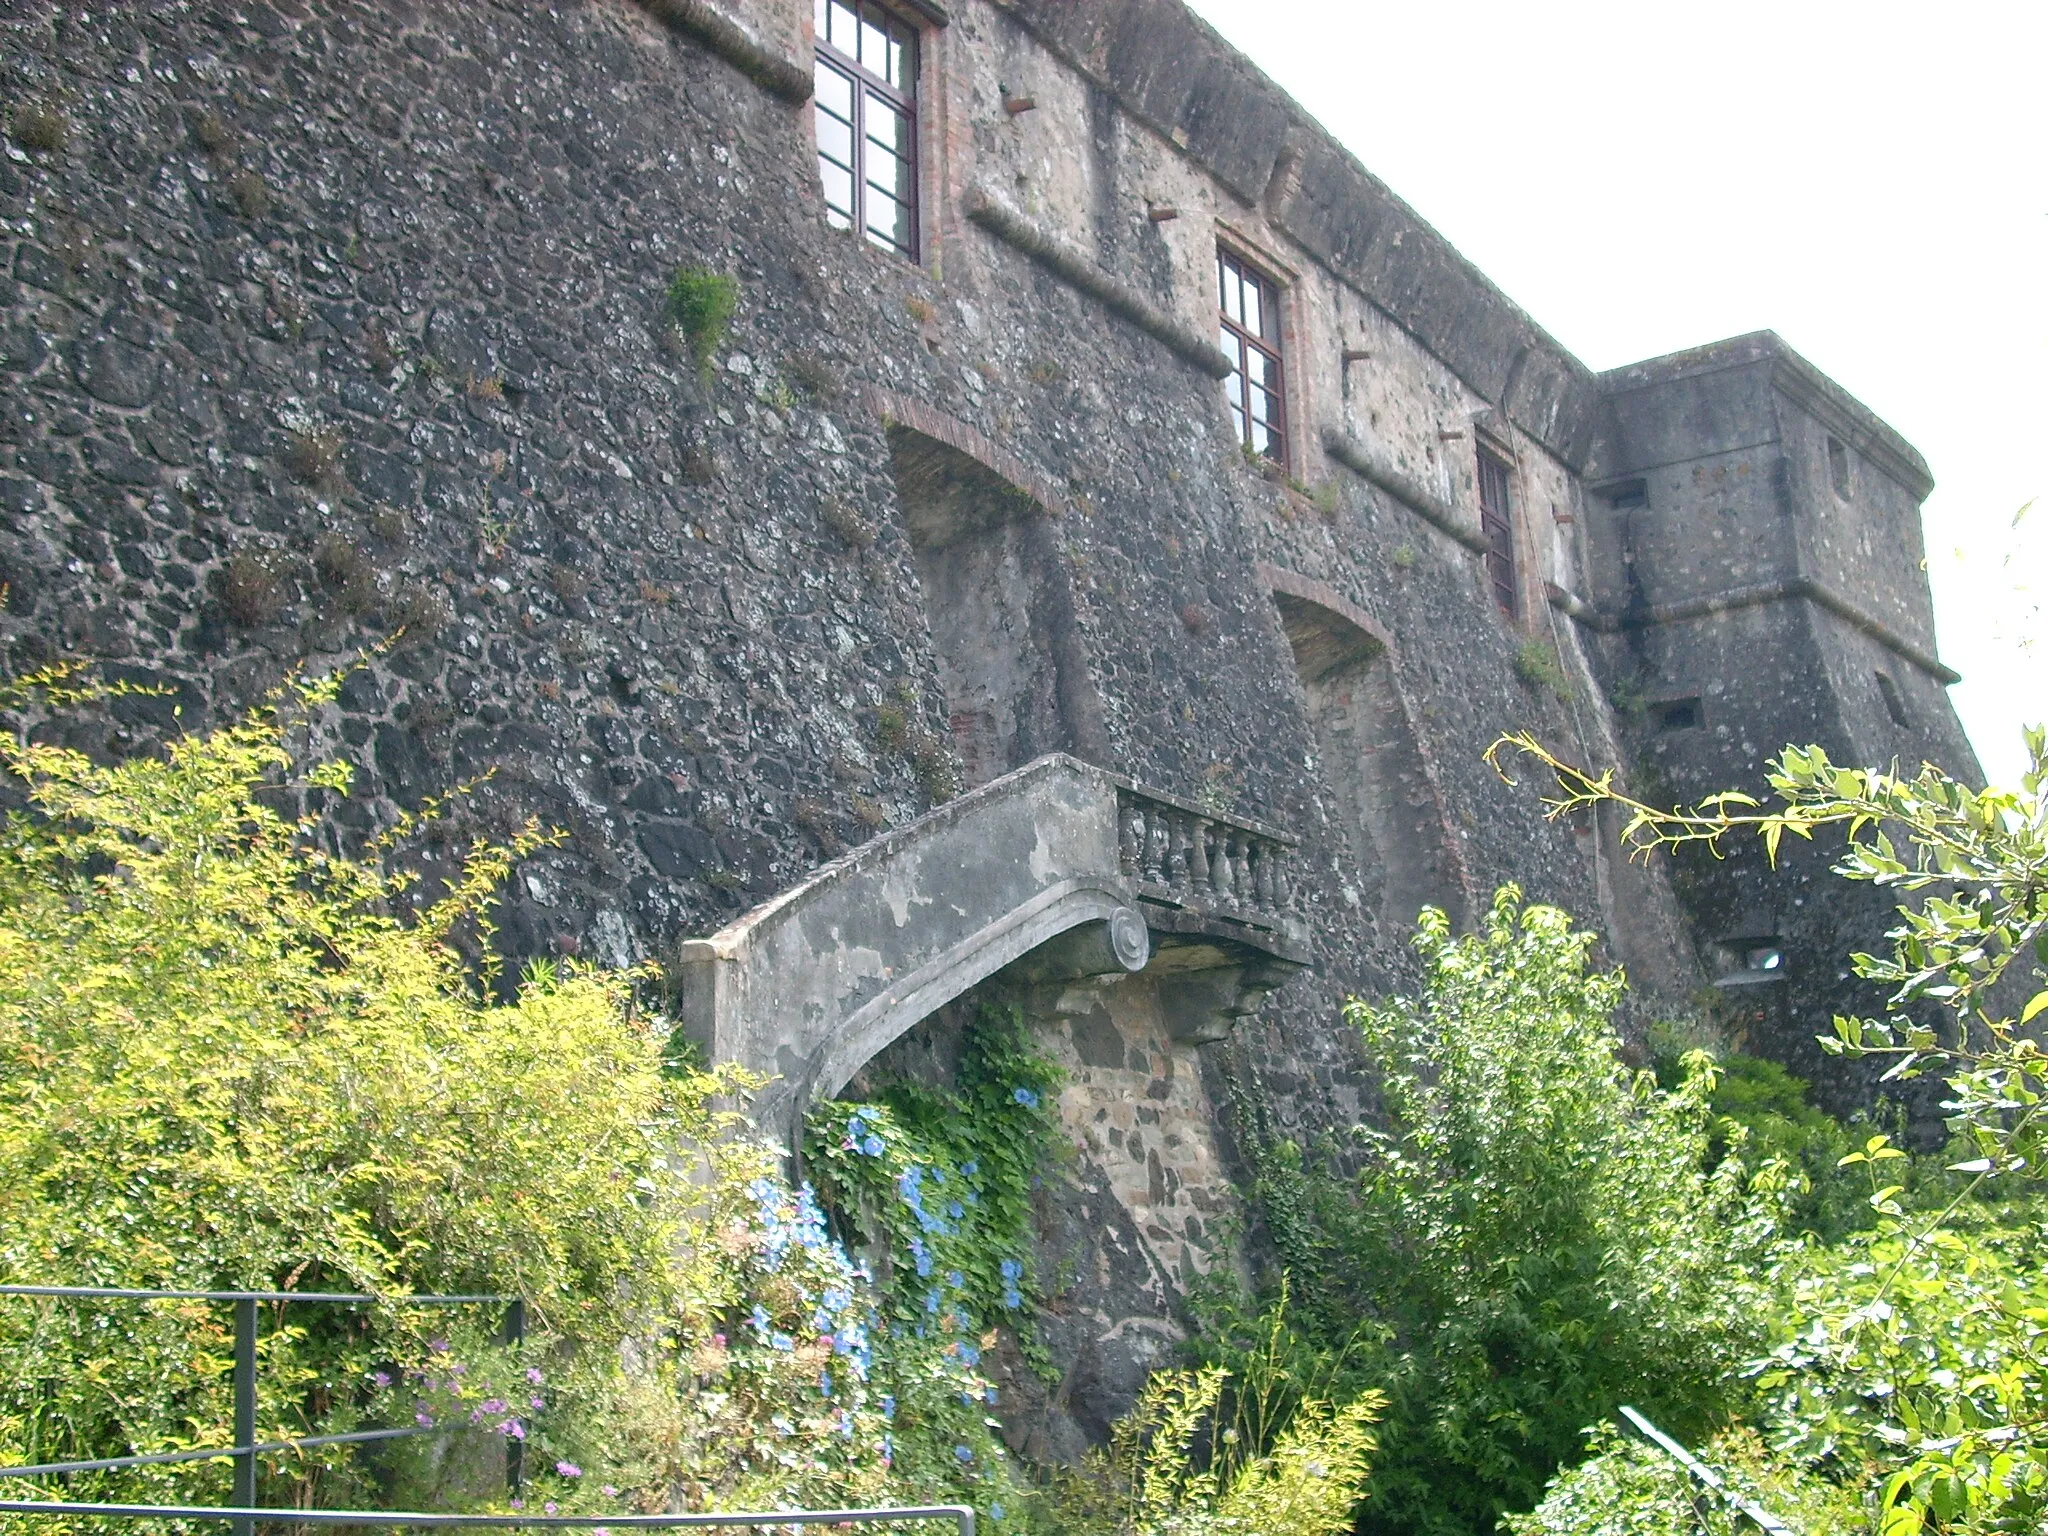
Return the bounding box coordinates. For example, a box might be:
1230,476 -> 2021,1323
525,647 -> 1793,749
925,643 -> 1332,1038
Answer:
1217,248 -> 1287,468
812,0 -> 919,260
1476,446 -> 1518,616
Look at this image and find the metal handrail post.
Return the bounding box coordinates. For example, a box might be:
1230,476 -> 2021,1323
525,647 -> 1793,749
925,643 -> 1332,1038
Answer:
501,1298 -> 528,1496
231,1297 -> 258,1536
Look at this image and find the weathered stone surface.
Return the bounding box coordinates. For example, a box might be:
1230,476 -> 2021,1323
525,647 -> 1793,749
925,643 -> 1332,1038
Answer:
0,0 -> 1975,1442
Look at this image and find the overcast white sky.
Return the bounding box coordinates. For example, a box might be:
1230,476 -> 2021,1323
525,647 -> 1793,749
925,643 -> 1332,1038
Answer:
1185,0 -> 2045,787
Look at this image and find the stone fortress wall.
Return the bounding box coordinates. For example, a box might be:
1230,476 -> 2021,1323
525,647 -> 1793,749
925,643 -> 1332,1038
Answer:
0,0 -> 1978,1452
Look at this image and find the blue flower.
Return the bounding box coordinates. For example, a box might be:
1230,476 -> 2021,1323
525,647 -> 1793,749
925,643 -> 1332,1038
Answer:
771,1332 -> 794,1351
989,1506 -> 1004,1522
862,1135 -> 885,1156
925,1287 -> 942,1314
954,1445 -> 974,1463
947,1269 -> 964,1289
880,1395 -> 897,1420
1012,1087 -> 1040,1108
947,1201 -> 964,1220
1000,1258 -> 1022,1280
818,1370 -> 833,1397
960,1160 -> 978,1177
751,1304 -> 771,1335
985,1387 -> 999,1405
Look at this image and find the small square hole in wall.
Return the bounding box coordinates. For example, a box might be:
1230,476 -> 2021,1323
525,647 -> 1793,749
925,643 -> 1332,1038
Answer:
1875,670 -> 1910,728
1650,696 -> 1702,731
1605,478 -> 1648,510
1827,436 -> 1851,499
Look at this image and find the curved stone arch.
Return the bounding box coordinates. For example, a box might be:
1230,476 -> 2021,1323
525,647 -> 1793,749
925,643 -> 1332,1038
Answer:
809,877 -> 1141,1103
676,756 -> 1147,1148
1257,563 -> 1470,931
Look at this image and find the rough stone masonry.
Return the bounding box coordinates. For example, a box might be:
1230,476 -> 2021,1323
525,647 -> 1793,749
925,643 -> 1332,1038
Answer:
0,0 -> 1979,1453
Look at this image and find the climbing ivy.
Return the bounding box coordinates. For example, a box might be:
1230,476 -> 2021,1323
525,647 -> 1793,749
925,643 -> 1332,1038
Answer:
805,1005 -> 1061,1370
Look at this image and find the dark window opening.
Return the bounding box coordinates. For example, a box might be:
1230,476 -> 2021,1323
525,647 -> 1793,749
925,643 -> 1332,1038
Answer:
1875,670 -> 1910,728
1605,478 -> 1648,510
1476,447 -> 1517,615
1827,435 -> 1851,499
1217,249 -> 1287,469
1651,696 -> 1702,732
813,0 -> 918,260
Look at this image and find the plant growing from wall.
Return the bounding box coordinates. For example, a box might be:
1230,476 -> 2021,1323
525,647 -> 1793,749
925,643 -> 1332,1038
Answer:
805,1005 -> 1061,1370
666,267 -> 740,386
1512,638 -> 1573,700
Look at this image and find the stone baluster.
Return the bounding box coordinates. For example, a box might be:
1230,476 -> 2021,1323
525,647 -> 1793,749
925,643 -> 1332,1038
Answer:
1143,811 -> 1169,885
1223,830 -> 1249,907
1269,845 -> 1291,910
1255,837 -> 1277,910
1167,811 -> 1192,895
1188,816 -> 1214,898
1118,799 -> 1142,877
1207,823 -> 1233,901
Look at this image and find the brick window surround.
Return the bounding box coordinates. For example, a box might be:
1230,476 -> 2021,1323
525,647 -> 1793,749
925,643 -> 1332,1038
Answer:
813,0 -> 919,260
1217,248 -> 1287,469
1476,446 -> 1518,616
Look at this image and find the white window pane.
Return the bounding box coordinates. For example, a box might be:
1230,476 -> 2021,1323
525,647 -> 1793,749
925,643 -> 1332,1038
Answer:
819,158 -> 854,219
861,16 -> 888,69
815,110 -> 853,166
865,96 -> 903,152
829,1 -> 856,48
1241,279 -> 1262,338
814,61 -> 853,118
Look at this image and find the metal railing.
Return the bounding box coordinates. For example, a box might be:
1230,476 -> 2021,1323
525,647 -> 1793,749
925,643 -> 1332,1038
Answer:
0,1287 -> 974,1536
0,1503 -> 974,1535
1619,1405 -> 1795,1536
0,1286 -> 524,1536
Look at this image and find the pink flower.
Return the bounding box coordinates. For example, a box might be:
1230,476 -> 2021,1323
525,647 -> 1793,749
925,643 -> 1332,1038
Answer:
555,1461 -> 582,1478
526,1367 -> 545,1385
544,1503 -> 558,1516
601,1486 -> 618,1498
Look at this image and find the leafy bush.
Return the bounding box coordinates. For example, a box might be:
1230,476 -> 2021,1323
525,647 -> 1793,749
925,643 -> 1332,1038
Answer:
1651,1044 -> 1873,1241
0,671 -> 1007,1523
1505,1422 -> 1865,1536
1045,1357 -> 1382,1536
1209,888 -> 1784,1536
1497,725 -> 2048,1534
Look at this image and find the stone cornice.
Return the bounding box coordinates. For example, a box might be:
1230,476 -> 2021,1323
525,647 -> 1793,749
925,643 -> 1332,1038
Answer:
1547,578 -> 1960,684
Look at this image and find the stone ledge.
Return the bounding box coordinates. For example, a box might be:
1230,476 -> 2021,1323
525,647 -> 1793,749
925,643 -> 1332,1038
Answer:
964,185 -> 1234,380
1321,427 -> 1488,555
632,0 -> 812,103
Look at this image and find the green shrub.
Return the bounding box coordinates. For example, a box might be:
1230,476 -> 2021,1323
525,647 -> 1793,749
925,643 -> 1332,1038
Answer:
1206,888 -> 1785,1536
666,267 -> 740,385
1044,1355 -> 1383,1536
1651,1045 -> 1870,1240
0,670 -> 1008,1524
1506,1422 -> 1865,1536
